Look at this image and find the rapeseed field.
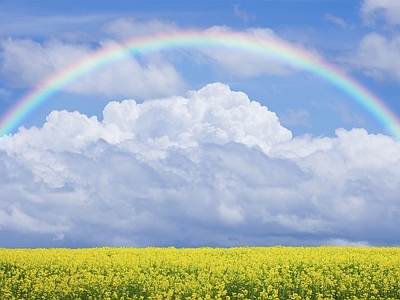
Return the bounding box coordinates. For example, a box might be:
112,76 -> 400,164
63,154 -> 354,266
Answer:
0,246 -> 399,299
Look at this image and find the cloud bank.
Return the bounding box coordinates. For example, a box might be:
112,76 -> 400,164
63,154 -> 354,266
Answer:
1,83 -> 399,247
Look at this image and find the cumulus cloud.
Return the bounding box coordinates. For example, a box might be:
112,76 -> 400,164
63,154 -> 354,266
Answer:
343,32 -> 400,82
361,0 -> 400,26
1,83 -> 399,247
0,37 -> 186,99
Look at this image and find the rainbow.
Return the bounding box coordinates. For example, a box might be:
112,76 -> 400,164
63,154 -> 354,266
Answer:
1,29 -> 400,139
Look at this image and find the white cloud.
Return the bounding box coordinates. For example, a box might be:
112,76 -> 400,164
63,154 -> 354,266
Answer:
327,101 -> 366,124
0,21 -> 320,100
198,26 -> 316,77
233,4 -> 253,23
0,87 -> 11,102
218,203 -> 245,225
361,0 -> 400,26
344,32 -> 400,82
0,83 -> 400,247
0,12 -> 111,40
101,17 -> 178,40
324,14 -> 347,29
0,37 -> 186,99
279,109 -> 310,127
0,38 -> 91,87
70,51 -> 187,98
325,238 -> 370,247
2,83 -> 291,156
0,206 -> 69,234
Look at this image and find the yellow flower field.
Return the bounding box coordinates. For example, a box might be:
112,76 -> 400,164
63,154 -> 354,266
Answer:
0,246 -> 399,299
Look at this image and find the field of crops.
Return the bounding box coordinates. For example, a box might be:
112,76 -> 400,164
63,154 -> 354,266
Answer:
0,246 -> 399,299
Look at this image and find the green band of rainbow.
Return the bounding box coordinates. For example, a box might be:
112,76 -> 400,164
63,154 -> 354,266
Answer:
1,30 -> 400,139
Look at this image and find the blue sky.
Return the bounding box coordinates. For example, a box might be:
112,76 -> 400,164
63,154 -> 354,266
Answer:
0,0 -> 400,247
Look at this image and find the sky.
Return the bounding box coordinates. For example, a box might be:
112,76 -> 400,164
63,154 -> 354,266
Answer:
0,0 -> 400,248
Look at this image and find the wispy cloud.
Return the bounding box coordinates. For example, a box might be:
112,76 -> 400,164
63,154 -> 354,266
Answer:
0,88 -> 11,102
0,12 -> 112,40
101,17 -> 178,40
327,101 -> 365,125
233,4 -> 253,22
324,14 -> 347,29
279,109 -> 311,127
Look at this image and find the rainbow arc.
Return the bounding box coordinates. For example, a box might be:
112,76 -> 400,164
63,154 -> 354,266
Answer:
1,30 -> 399,139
